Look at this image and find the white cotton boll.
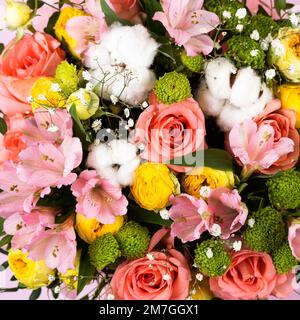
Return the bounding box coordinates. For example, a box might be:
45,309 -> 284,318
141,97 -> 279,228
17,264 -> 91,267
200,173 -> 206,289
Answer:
205,57 -> 236,100
87,144 -> 113,170
217,102 -> 251,132
243,84 -> 273,118
117,157 -> 140,186
196,81 -> 225,116
84,45 -> 110,69
110,139 -> 138,165
229,67 -> 262,107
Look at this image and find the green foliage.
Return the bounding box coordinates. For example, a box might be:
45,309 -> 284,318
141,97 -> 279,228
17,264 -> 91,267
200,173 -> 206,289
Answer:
272,241 -> 298,274
77,248 -> 96,294
245,14 -> 279,39
100,0 -> 131,26
0,118 -> 7,135
55,61 -> 79,97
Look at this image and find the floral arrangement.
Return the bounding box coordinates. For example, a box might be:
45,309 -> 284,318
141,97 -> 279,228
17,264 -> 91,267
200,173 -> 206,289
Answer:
0,0 -> 300,301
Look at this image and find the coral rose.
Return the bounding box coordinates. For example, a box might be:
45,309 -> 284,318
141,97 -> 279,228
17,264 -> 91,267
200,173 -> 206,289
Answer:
0,32 -> 65,116
272,271 -> 295,299
134,93 -> 206,172
111,228 -> 191,300
209,250 -> 277,300
254,99 -> 299,174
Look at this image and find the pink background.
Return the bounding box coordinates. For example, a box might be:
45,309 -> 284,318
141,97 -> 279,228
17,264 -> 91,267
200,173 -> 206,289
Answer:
0,0 -> 300,300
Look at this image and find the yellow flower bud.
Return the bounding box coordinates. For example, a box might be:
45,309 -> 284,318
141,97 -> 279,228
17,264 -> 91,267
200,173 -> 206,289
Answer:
66,89 -> 99,120
131,163 -> 178,211
30,77 -> 67,111
8,250 -> 55,289
182,167 -> 235,198
5,0 -> 31,30
54,7 -> 87,58
59,250 -> 81,291
279,84 -> 300,128
76,213 -> 124,244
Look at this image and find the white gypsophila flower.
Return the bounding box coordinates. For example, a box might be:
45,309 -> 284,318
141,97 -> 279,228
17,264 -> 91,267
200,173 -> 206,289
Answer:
124,108 -> 130,118
92,119 -> 102,132
163,274 -> 171,281
196,63 -> 273,132
27,96 -> 34,103
51,83 -> 61,92
271,39 -> 285,56
159,208 -> 170,220
142,101 -> 149,109
236,8 -> 247,19
236,24 -> 244,32
206,248 -> 213,259
248,218 -> 255,228
210,224 -> 222,237
261,33 -> 273,51
265,69 -> 276,80
87,139 -> 141,186
289,64 -> 296,74
84,24 -> 159,105
290,13 -> 300,26
146,253 -> 155,261
195,273 -> 204,282
250,30 -> 260,41
38,94 -> 47,101
199,186 -> 211,198
82,70 -> 92,81
110,95 -> 118,104
232,240 -> 242,252
250,49 -> 258,57
127,118 -> 134,128
107,294 -> 115,300
85,82 -> 94,91
222,10 -> 231,19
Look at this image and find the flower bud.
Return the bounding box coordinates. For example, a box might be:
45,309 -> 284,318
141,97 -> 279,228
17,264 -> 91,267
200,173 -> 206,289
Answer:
5,0 -> 31,30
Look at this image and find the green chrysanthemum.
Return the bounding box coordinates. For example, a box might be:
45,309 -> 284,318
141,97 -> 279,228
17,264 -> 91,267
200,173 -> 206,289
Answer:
205,0 -> 249,31
267,170 -> 300,210
88,233 -> 121,270
194,239 -> 231,277
244,206 -> 286,253
55,61 -> 79,97
272,241 -> 298,274
226,35 -> 266,69
115,221 -> 150,260
245,15 -> 279,39
154,71 -> 192,104
180,50 -> 203,73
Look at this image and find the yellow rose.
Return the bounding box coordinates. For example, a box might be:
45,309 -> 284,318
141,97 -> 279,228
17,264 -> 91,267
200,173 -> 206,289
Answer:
59,250 -> 81,291
30,77 -> 67,111
269,27 -> 300,82
182,167 -> 235,198
8,250 -> 55,289
131,162 -> 178,211
279,84 -> 300,128
54,7 -> 87,58
67,89 -> 99,120
5,0 -> 31,30
75,213 -> 124,244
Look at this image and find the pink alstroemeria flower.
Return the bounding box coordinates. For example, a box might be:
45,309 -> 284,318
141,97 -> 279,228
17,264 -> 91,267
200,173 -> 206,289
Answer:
22,108 -> 73,146
206,187 -> 248,239
0,162 -> 51,217
17,136 -> 83,189
153,0 -> 220,56
71,170 -> 128,224
229,119 -> 294,178
27,217 -> 77,274
169,194 -> 208,243
4,208 -> 56,249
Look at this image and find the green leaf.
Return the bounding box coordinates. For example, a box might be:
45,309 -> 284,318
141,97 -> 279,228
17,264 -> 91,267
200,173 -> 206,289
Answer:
0,118 -> 7,135
27,0 -> 44,9
77,249 -> 96,295
166,148 -> 233,171
0,44 -> 4,55
238,182 -> 248,194
69,104 -> 92,150
18,283 -> 27,289
0,235 -> 12,248
128,204 -> 172,227
140,0 -> 165,36
29,288 -> 41,300
100,0 -> 131,26
0,217 -> 4,235
275,0 -> 287,15
0,261 -> 8,272
44,11 -> 60,37
37,187 -> 76,208
257,5 -> 270,16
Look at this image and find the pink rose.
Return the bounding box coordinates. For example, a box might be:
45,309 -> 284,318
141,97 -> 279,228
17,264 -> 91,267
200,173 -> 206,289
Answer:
111,228 -> 191,300
0,32 -> 65,116
210,250 -> 277,300
254,99 -> 299,175
288,218 -> 300,260
134,93 -> 206,173
3,130 -> 26,162
272,271 -> 295,299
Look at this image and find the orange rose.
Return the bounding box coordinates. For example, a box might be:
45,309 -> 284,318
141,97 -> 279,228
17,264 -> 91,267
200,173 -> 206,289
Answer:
0,32 -> 65,116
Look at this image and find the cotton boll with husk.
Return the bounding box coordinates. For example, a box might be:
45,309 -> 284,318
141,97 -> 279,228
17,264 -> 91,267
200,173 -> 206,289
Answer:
196,81 -> 225,117
217,103 -> 249,132
205,57 -> 237,100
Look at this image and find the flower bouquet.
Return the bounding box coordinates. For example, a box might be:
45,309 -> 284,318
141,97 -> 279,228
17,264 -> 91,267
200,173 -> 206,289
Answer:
0,0 -> 300,301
